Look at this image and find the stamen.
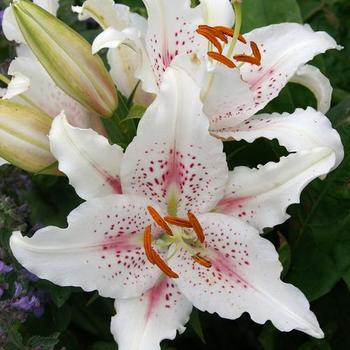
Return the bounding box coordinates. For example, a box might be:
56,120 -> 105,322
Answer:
250,41 -> 261,63
143,225 -> 155,264
207,51 -> 236,68
233,54 -> 260,66
147,206 -> 173,236
164,216 -> 192,228
192,254 -> 212,268
234,41 -> 261,66
151,248 -> 179,279
213,26 -> 247,44
197,25 -> 228,43
187,211 -> 205,243
196,28 -> 223,53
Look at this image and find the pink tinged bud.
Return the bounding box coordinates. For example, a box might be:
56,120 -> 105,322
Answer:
12,0 -> 118,117
0,100 -> 57,174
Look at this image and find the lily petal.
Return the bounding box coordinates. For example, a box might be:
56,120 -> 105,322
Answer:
216,107 -> 344,170
173,54 -> 255,130
216,149 -> 337,230
142,0 -> 205,87
170,213 -> 323,338
220,23 -> 340,123
77,0 -> 151,105
239,23 -> 340,109
2,72 -> 30,100
49,113 -> 123,200
199,0 -> 235,27
10,194 -> 162,299
111,278 -> 192,350
73,0 -> 135,30
2,7 -> 25,43
121,68 -> 228,216
290,64 -> 332,114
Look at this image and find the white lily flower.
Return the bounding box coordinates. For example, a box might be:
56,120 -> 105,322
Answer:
89,0 -> 338,110
86,0 -> 343,230
1,0 -> 107,131
10,67 -> 343,349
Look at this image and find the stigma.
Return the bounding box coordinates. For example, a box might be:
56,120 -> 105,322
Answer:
143,206 -> 212,278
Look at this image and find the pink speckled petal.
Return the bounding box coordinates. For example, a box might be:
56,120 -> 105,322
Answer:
232,23 -> 340,120
111,278 -> 192,350
216,149 -> 339,231
10,194 -> 162,299
170,213 -> 323,338
49,113 -> 123,200
143,0 -> 205,87
121,68 -> 228,216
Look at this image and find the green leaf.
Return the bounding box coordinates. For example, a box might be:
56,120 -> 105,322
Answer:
278,232 -> 292,278
37,281 -> 72,308
286,98 -> 350,301
28,333 -> 60,350
189,309 -> 206,344
7,323 -> 23,349
241,0 -> 302,32
343,266 -> 350,290
91,341 -> 117,350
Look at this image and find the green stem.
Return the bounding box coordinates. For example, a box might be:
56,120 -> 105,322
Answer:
226,1 -> 242,58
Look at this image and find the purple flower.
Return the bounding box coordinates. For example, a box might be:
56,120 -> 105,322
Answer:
0,261 -> 13,274
13,282 -> 23,298
12,294 -> 40,312
0,10 -> 4,35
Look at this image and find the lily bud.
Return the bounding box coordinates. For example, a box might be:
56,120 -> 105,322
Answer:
12,0 -> 118,117
0,100 -> 56,174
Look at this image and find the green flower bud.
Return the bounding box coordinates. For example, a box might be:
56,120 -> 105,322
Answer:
12,0 -> 118,117
0,100 -> 56,174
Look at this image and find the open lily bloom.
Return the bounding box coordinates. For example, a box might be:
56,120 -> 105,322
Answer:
1,0 -> 104,131
89,0 -> 338,113
88,0 -> 342,168
10,67 -> 344,349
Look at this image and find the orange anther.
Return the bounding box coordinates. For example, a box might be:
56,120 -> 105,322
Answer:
196,28 -> 223,53
147,206 -> 172,236
187,211 -> 205,243
143,225 -> 155,264
233,54 -> 260,66
151,248 -> 179,279
192,254 -> 212,268
198,25 -> 228,43
250,41 -> 261,63
164,216 -> 192,228
207,51 -> 236,69
213,26 -> 247,44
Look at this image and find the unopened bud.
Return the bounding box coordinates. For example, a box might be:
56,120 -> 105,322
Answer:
0,100 -> 56,174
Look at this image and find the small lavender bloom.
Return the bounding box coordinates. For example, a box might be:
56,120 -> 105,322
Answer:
13,282 -> 23,298
12,294 -> 40,312
0,261 -> 12,274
